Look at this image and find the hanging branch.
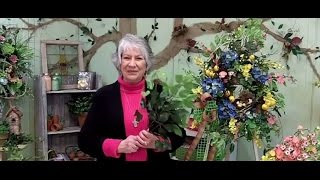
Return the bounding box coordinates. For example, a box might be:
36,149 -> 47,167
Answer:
13,18 -> 320,78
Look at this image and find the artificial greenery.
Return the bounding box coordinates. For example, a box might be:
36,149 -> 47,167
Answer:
0,120 -> 9,134
142,71 -> 197,138
4,133 -> 33,147
66,94 -> 93,116
2,133 -> 33,161
0,25 -> 34,99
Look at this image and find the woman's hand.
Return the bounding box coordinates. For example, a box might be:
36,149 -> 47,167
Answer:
136,130 -> 159,149
117,135 -> 141,154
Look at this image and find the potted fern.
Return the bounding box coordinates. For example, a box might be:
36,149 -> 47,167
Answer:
67,94 -> 92,128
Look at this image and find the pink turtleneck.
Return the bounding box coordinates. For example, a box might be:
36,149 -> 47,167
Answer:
102,76 -> 148,161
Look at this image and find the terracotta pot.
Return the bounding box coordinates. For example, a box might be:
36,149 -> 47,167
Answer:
50,123 -> 63,131
52,115 -> 60,124
47,118 -> 53,131
78,112 -> 88,128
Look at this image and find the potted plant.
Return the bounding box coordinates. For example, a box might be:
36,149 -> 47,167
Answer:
66,94 -> 92,127
0,120 -> 10,147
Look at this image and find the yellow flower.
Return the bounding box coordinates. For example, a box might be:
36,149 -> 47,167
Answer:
190,120 -> 198,129
194,56 -> 204,67
269,150 -> 276,157
261,155 -> 269,161
192,86 -> 203,95
229,118 -> 238,134
249,54 -> 255,61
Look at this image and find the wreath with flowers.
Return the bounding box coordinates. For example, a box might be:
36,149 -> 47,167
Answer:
0,25 -> 33,99
184,19 -> 293,160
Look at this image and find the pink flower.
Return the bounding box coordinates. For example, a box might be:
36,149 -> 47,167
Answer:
292,149 -> 300,158
267,116 -> 276,125
284,136 -> 292,143
0,36 -> 5,42
275,147 -> 284,159
219,71 -> 227,78
292,136 -> 299,144
9,55 -> 18,63
276,74 -> 286,85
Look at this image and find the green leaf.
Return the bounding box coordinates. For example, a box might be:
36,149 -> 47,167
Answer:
172,125 -> 183,136
292,48 -> 297,56
175,75 -> 183,83
284,33 -> 293,39
152,25 -> 155,29
159,112 -> 170,123
96,18 -> 102,21
153,36 -> 157,41
247,121 -> 256,129
80,26 -> 90,35
278,24 -> 283,29
271,21 -> 275,26
270,45 -> 273,50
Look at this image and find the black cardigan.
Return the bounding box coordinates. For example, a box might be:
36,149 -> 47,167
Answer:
78,80 -> 186,161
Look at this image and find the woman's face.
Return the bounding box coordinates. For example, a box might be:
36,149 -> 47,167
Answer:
120,47 -> 147,84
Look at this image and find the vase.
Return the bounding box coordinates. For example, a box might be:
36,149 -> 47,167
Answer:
78,112 -> 88,128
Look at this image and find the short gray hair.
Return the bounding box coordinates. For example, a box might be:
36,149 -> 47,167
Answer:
111,33 -> 154,73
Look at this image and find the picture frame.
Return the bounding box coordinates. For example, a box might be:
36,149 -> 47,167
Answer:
40,40 -> 85,89
40,40 -> 84,75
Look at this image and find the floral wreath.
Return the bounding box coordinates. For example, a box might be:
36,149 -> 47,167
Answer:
0,26 -> 33,99
187,19 -> 294,160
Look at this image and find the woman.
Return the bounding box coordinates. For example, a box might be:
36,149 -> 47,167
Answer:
78,33 -> 186,161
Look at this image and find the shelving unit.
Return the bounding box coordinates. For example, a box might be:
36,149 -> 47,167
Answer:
34,74 -> 102,160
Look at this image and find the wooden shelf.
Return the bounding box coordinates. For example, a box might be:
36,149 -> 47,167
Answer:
47,89 -> 97,94
48,126 -> 81,135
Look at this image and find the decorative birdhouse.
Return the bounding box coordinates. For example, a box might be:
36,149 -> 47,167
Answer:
5,106 -> 23,135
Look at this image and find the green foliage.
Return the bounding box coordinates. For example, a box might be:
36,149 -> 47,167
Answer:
4,133 -> 33,147
145,71 -> 197,137
0,26 -> 34,98
0,120 -> 9,134
66,94 -> 93,116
